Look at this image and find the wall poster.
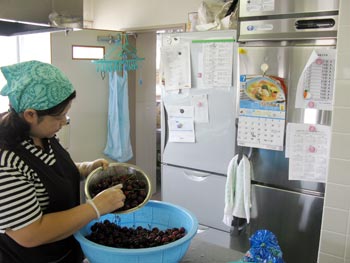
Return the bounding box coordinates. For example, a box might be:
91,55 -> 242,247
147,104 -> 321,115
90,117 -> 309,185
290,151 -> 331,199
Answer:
237,74 -> 286,151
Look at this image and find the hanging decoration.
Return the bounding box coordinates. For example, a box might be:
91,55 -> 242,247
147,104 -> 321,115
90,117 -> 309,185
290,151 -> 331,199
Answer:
92,33 -> 145,73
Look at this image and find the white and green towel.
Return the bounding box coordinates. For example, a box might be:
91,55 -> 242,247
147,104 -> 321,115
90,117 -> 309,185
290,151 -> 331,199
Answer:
223,154 -> 252,226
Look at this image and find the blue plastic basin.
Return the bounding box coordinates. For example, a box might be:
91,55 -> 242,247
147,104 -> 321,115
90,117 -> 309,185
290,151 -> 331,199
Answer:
74,200 -> 198,263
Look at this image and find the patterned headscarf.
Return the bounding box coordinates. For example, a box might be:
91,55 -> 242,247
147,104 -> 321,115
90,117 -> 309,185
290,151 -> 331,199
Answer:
0,60 -> 75,112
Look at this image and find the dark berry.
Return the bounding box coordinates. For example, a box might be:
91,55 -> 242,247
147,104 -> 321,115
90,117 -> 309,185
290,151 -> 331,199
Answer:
86,221 -> 187,249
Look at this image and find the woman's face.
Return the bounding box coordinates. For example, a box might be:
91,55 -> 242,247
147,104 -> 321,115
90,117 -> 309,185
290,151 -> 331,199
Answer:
29,101 -> 72,139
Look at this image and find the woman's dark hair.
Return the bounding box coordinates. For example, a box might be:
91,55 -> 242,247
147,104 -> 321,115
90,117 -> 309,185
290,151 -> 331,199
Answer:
0,91 -> 76,150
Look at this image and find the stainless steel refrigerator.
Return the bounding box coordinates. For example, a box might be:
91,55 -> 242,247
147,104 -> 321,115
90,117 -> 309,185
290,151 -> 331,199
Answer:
231,1 -> 338,262
160,30 -> 239,233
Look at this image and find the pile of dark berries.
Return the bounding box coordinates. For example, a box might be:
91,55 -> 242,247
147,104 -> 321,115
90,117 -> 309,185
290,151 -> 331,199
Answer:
90,174 -> 148,212
86,219 -> 186,248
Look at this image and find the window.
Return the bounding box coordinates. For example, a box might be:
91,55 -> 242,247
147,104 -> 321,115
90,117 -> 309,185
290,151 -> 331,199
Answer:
72,45 -> 105,60
0,33 -> 50,113
0,36 -> 17,113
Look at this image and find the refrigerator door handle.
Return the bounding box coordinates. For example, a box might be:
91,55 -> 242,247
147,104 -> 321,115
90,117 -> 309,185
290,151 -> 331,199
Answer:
160,101 -> 169,156
183,170 -> 211,182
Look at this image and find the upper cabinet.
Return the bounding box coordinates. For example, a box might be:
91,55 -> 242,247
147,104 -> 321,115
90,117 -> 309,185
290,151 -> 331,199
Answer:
0,0 -> 83,36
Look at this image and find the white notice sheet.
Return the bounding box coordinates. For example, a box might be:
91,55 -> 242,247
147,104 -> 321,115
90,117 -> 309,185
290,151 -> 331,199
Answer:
191,94 -> 209,123
161,43 -> 191,91
287,123 -> 331,182
194,39 -> 234,88
166,105 -> 195,143
295,49 -> 336,111
246,0 -> 275,12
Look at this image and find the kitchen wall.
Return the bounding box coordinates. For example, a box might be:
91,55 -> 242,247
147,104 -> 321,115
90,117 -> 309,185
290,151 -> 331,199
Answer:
51,29 -> 136,165
318,1 -> 350,262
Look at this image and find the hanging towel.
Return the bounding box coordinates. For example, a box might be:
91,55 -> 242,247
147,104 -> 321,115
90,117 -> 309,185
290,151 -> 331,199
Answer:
104,70 -> 133,162
233,155 -> 251,222
223,154 -> 251,226
223,155 -> 238,226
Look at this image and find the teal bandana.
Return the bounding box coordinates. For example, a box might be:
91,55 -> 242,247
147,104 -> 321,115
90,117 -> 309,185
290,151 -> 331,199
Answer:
0,60 -> 75,112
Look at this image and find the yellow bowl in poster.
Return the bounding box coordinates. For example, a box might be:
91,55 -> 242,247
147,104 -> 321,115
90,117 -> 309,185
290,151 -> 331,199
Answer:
245,77 -> 284,102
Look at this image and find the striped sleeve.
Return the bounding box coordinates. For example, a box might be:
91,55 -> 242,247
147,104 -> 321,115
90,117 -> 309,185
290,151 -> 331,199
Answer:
0,149 -> 45,232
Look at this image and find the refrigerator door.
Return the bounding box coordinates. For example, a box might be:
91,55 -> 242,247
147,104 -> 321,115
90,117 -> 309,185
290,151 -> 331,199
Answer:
162,87 -> 236,175
230,184 -> 324,263
161,30 -> 238,175
161,164 -> 230,232
249,148 -> 325,194
239,44 -> 335,122
238,44 -> 334,192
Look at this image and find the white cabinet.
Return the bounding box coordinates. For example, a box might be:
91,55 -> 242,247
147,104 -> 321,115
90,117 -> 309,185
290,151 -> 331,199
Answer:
161,164 -> 230,232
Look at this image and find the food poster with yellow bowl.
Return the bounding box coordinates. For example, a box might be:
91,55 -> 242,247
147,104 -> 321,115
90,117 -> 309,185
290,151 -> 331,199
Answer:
237,75 -> 286,151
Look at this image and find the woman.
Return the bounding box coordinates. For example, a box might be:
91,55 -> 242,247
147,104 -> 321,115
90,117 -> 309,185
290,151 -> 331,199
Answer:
0,60 -> 126,263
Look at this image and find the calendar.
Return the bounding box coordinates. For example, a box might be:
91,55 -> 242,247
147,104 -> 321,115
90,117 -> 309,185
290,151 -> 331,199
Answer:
237,75 -> 286,151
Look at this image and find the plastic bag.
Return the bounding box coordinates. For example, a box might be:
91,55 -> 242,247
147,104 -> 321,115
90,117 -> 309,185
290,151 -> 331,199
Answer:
197,0 -> 225,25
196,0 -> 238,31
242,230 -> 285,263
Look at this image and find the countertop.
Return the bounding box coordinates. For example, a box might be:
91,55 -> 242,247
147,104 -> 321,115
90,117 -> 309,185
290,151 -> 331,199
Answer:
181,227 -> 245,263
81,226 -> 245,263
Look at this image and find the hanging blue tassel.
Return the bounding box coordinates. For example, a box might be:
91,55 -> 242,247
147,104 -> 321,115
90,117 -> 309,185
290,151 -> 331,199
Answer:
138,63 -> 143,86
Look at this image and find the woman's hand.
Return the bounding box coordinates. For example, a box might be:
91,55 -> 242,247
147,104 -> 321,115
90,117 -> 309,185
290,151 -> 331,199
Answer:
87,158 -> 109,172
91,185 -> 125,216
76,158 -> 109,178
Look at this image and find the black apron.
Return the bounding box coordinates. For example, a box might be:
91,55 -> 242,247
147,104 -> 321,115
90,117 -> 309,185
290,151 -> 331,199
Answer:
0,138 -> 84,263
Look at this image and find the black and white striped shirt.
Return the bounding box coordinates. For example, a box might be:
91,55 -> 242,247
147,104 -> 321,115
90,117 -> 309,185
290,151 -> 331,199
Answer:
0,140 -> 54,233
